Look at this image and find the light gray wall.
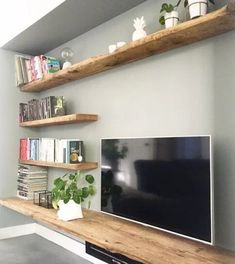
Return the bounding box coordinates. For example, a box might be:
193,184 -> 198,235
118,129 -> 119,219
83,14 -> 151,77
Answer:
214,31 -> 235,251
40,0 -> 235,251
1,0 -> 234,252
0,48 -> 35,227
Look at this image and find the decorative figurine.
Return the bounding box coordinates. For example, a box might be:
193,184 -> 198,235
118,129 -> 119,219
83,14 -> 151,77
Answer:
61,47 -> 74,69
132,16 -> 147,41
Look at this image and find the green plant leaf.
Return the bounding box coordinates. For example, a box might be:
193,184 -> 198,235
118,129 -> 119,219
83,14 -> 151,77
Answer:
159,16 -> 165,25
73,191 -> 81,204
63,194 -> 71,204
82,187 -> 89,198
168,4 -> 174,12
69,173 -> 76,180
70,182 -> 77,191
88,185 -> 96,196
160,3 -> 168,13
85,174 -> 94,184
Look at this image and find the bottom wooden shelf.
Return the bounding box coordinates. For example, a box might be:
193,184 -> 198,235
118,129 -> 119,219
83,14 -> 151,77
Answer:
19,160 -> 98,170
1,197 -> 235,264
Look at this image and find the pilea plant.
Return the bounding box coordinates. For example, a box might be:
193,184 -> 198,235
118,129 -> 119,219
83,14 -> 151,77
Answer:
51,172 -> 95,209
159,0 -> 215,25
159,0 -> 181,25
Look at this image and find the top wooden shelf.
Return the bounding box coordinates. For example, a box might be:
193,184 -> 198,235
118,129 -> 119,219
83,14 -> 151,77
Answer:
20,2 -> 235,93
1,197 -> 235,264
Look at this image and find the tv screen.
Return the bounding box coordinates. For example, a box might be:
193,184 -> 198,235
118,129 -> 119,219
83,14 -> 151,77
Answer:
101,136 -> 213,243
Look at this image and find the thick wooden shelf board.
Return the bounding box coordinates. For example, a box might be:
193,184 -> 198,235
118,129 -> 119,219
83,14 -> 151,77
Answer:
19,160 -> 98,170
20,2 -> 235,93
19,113 -> 98,127
1,198 -> 235,264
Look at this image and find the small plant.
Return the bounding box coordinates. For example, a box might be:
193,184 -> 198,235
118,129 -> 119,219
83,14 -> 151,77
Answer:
159,1 -> 181,25
51,172 -> 95,209
183,0 -> 215,8
159,0 -> 215,25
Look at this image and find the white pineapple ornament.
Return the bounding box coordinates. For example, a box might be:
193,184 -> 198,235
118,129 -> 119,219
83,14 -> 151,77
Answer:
132,16 -> 147,41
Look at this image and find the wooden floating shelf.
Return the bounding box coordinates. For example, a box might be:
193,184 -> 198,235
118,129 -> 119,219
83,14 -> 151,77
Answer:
1,197 -> 235,264
19,160 -> 98,170
20,2 -> 235,93
19,113 -> 98,127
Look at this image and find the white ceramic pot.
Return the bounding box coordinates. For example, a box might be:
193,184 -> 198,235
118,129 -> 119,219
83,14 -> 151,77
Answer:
164,11 -> 179,29
57,200 -> 83,221
188,0 -> 207,19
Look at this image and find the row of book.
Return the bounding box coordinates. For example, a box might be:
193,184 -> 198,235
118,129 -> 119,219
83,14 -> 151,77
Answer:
15,55 -> 60,86
17,164 -> 48,200
19,96 -> 65,122
19,138 -> 84,164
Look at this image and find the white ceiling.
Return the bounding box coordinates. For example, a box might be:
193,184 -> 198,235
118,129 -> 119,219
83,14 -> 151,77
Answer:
0,0 -> 65,48
2,0 -> 146,55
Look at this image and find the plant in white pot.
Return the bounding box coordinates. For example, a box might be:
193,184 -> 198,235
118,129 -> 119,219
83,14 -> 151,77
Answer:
51,172 -> 95,221
159,1 -> 181,28
181,0 -> 215,19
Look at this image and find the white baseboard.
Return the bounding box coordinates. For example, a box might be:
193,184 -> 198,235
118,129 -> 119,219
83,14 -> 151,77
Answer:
36,223 -> 106,264
0,223 -> 35,240
0,223 -> 105,263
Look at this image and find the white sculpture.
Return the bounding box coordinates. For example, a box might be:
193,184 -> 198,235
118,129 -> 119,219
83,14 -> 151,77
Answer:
132,16 -> 147,41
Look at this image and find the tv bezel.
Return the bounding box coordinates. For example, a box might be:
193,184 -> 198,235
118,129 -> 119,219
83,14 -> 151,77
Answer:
100,135 -> 214,245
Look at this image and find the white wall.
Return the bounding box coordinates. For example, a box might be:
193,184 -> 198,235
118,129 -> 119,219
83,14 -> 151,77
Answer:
1,0 -> 235,252
0,48 -> 35,226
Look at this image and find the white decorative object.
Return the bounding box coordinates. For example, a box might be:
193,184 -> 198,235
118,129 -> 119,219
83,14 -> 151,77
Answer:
132,16 -> 147,41
188,0 -> 207,19
116,41 -> 126,48
108,44 -> 117,54
61,47 -> 74,69
164,11 -> 179,28
57,200 -> 83,221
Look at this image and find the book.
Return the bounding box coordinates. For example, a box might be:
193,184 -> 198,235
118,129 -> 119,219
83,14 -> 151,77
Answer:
50,96 -> 65,117
19,103 -> 28,123
17,164 -> 48,200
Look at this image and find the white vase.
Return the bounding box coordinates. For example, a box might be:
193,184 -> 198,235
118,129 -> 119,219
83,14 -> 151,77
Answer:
57,200 -> 83,221
132,29 -> 147,41
188,0 -> 207,19
164,11 -> 179,29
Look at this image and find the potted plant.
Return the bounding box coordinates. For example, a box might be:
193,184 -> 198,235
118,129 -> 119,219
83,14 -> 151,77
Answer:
51,172 -> 95,221
159,1 -> 182,28
180,0 -> 215,19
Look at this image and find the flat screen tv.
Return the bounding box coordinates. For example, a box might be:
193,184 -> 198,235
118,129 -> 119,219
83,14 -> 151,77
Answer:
101,136 -> 213,243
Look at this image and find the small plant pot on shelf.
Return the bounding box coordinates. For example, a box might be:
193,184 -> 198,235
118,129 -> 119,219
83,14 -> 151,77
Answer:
164,11 -> 179,28
188,0 -> 208,19
57,200 -> 83,221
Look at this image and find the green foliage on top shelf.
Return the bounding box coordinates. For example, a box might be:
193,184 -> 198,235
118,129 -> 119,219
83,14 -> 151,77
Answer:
159,0 -> 215,25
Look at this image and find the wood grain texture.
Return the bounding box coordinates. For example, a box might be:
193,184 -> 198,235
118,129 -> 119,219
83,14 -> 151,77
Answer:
1,198 -> 235,264
19,160 -> 98,170
19,113 -> 98,127
20,2 -> 235,93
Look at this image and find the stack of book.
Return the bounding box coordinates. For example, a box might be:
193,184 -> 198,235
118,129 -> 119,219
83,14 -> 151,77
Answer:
17,164 -> 48,200
19,138 -> 84,164
15,55 -> 60,86
19,96 -> 66,122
